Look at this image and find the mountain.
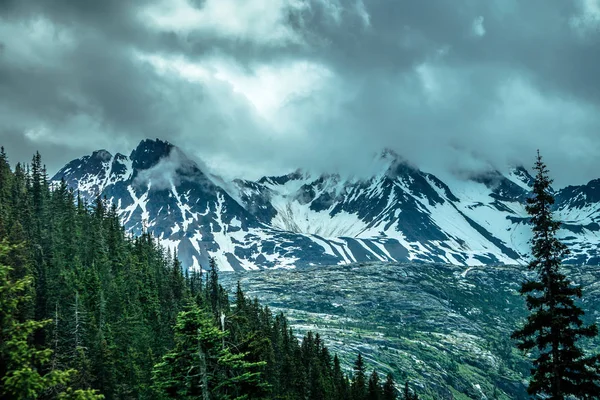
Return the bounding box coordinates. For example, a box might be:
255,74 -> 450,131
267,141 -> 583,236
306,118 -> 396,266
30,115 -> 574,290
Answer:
52,139 -> 600,270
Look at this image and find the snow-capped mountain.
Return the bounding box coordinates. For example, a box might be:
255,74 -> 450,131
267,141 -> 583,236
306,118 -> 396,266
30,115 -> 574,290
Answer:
52,139 -> 600,270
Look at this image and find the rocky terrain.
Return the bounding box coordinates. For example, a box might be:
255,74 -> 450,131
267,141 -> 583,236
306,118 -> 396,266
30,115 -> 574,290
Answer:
221,262 -> 600,399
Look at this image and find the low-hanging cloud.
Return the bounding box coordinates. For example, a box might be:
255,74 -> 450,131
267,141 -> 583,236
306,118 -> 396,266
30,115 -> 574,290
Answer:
133,146 -> 220,192
133,148 -> 190,191
1,0 -> 600,187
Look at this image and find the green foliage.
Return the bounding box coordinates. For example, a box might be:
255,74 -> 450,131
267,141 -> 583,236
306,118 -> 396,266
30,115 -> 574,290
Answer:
0,242 -> 102,400
402,381 -> 418,400
0,150 -> 192,398
351,353 -> 367,400
512,151 -> 600,399
0,247 -> 69,399
367,370 -> 382,400
382,374 -> 397,400
57,388 -> 105,400
0,149 -> 418,400
152,302 -> 267,399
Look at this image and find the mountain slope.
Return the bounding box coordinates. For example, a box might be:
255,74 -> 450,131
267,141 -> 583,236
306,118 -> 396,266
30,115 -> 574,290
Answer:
53,139 -> 600,270
220,261 -> 600,399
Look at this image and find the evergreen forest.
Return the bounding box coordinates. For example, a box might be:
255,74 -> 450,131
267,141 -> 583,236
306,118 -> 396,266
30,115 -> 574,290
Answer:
0,150 -> 408,399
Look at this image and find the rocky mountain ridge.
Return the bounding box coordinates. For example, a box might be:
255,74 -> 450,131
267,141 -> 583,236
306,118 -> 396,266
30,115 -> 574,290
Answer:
52,138 -> 600,270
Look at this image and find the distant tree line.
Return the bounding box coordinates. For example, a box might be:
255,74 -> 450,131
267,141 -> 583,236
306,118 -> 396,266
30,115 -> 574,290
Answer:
0,148 -> 419,399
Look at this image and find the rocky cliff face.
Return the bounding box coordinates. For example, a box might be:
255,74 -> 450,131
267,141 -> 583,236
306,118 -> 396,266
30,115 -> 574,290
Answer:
53,138 -> 600,270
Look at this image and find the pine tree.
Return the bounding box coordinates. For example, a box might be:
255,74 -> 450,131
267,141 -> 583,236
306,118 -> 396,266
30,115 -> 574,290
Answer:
367,370 -> 381,400
0,242 -> 102,399
207,257 -> 220,317
189,269 -> 204,307
351,353 -> 367,400
0,146 -> 12,237
152,302 -> 267,399
511,151 -> 600,399
332,355 -> 348,400
235,281 -> 246,312
170,250 -> 185,306
382,373 -> 397,400
403,381 -> 418,400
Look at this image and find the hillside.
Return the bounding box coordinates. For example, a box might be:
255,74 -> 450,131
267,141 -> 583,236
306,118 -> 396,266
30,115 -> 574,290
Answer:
221,262 -> 600,399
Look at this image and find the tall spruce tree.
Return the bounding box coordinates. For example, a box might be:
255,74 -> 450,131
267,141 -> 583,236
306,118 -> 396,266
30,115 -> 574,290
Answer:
402,381 -> 418,400
152,302 -> 267,399
512,151 -> 600,399
351,353 -> 367,400
367,370 -> 382,400
382,373 -> 397,400
207,257 -> 221,318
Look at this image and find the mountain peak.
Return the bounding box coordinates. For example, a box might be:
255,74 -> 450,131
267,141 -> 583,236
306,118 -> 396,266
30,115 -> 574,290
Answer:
130,138 -> 175,171
131,138 -> 174,155
91,149 -> 113,161
381,151 -> 419,179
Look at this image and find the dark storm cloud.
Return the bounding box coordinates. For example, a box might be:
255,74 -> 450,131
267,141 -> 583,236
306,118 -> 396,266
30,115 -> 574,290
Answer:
1,0 -> 599,186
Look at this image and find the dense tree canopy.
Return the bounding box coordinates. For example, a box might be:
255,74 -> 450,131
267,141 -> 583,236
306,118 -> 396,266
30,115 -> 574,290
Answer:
0,148 -> 402,399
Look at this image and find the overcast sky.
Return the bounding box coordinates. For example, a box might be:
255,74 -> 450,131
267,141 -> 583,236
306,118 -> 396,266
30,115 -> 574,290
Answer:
1,0 -> 599,186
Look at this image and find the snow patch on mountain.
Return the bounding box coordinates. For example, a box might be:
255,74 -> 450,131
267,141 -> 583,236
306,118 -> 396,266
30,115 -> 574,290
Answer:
52,139 -> 600,270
